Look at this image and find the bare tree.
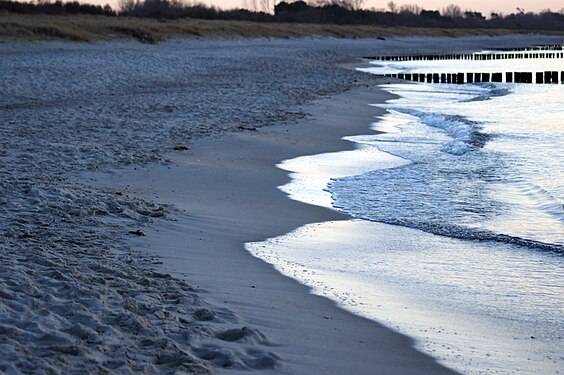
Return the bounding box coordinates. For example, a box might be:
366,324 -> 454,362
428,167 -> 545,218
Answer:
348,0 -> 365,10
170,0 -> 186,8
259,0 -> 273,13
337,0 -> 364,10
387,1 -> 397,13
243,0 -> 258,11
442,3 -> 462,17
244,0 -> 272,13
399,3 -> 421,14
118,0 -> 136,13
309,0 -> 364,10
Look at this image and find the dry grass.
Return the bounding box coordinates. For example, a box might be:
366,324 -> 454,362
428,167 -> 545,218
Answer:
1,13 -> 562,43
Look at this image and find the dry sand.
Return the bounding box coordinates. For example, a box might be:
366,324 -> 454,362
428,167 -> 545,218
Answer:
90,83 -> 456,374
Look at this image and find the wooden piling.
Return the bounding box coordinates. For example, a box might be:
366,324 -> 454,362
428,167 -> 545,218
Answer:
371,44 -> 562,85
544,71 -> 551,83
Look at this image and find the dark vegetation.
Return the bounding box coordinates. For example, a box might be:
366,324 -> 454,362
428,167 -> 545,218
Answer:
1,0 -> 563,31
273,2 -> 563,30
0,0 -> 115,15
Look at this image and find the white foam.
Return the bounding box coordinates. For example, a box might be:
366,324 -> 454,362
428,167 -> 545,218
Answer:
277,144 -> 409,209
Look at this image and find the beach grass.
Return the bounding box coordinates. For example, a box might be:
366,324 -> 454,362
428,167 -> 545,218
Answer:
1,13 -> 563,43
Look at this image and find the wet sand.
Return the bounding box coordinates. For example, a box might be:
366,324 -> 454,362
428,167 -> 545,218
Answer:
92,84 -> 457,374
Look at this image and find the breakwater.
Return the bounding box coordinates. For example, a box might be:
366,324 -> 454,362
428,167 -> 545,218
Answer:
366,44 -> 564,84
384,71 -> 563,84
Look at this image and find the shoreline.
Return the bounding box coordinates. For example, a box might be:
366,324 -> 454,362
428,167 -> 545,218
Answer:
91,83 -> 457,373
255,78 -> 564,373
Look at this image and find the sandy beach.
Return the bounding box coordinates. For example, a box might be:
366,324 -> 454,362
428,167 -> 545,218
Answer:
1,35 -> 562,373
90,84 -> 457,374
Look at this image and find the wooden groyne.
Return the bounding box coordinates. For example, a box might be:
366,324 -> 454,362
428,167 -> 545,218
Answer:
369,44 -> 563,84
365,44 -> 564,62
384,71 -> 563,84
490,44 -> 563,51
367,51 -> 564,62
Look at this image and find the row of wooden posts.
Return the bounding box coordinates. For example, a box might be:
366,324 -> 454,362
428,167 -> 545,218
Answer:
367,51 -> 564,62
384,71 -> 564,84
490,44 -> 563,52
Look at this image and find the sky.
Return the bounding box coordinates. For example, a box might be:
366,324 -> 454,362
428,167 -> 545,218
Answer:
360,0 -> 563,14
93,0 -> 563,15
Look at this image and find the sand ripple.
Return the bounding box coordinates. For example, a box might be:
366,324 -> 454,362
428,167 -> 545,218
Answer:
0,39 -> 368,373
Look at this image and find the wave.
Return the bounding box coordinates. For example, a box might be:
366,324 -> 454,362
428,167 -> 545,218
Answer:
393,108 -> 490,156
331,204 -> 563,254
463,84 -> 511,102
329,81 -> 562,255
510,178 -> 564,223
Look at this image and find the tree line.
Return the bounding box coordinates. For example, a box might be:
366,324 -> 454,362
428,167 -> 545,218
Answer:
0,0 -> 115,15
272,1 -> 563,29
1,0 -> 563,31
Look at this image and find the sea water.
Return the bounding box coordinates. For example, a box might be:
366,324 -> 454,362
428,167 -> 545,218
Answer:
247,53 -> 563,374
334,83 -> 563,250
